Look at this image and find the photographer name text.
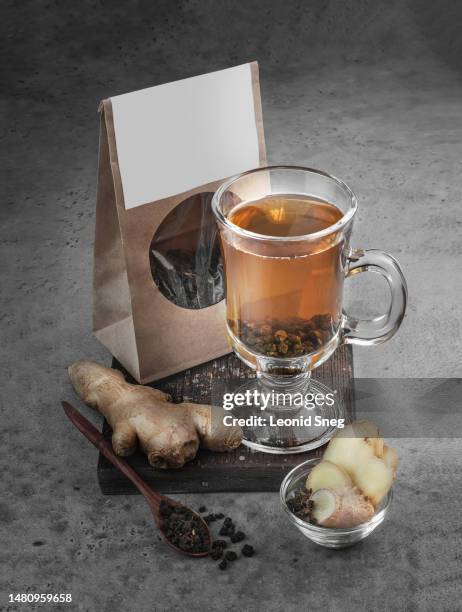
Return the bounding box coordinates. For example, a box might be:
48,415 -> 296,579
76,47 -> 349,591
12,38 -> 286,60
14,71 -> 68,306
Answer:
223,414 -> 344,428
222,389 -> 344,429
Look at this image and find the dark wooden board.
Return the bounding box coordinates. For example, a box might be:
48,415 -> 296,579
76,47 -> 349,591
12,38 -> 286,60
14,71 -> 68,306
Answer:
97,345 -> 355,494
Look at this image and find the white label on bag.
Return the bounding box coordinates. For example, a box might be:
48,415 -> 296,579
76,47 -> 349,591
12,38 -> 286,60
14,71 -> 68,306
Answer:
110,63 -> 261,210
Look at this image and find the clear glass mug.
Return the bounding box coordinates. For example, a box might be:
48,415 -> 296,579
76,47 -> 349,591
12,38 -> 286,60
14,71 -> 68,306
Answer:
212,166 -> 407,453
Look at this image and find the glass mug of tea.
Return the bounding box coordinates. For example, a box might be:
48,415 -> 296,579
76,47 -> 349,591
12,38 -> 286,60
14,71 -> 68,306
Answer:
212,166 -> 407,453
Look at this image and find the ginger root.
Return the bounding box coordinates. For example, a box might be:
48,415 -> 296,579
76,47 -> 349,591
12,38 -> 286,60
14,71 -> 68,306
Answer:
306,420 -> 398,528
323,420 -> 398,507
310,487 -> 375,528
68,360 -> 242,469
306,460 -> 353,493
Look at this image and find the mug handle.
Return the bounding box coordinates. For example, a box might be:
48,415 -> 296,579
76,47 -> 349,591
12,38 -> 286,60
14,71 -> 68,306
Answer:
342,248 -> 407,345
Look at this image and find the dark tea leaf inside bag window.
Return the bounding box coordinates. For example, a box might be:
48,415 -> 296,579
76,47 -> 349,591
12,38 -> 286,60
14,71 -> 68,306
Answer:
149,192 -> 225,309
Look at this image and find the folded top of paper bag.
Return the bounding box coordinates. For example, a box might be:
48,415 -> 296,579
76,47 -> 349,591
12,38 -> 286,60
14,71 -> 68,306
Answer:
110,63 -> 263,210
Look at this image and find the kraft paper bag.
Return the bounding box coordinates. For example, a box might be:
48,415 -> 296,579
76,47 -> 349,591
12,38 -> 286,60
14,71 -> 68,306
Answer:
93,62 -> 266,383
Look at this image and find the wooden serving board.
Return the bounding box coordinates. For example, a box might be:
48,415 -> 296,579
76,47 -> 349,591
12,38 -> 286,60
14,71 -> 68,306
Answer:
97,346 -> 355,494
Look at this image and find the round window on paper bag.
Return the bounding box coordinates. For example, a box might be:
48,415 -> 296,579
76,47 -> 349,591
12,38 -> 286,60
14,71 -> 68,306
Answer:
149,192 -> 225,310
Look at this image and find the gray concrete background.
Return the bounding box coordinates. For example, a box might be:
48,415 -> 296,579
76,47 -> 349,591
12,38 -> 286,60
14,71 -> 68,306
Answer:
2,1 -> 461,610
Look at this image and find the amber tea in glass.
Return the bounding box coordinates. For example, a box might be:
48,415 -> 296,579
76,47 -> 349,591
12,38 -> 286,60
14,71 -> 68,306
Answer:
224,195 -> 344,364
212,166 -> 407,454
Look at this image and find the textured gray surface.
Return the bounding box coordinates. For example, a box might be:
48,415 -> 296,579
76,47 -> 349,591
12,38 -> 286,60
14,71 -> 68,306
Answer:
2,1 -> 461,610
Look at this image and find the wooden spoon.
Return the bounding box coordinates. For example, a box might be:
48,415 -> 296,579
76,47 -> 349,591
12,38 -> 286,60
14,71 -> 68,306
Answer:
62,401 -> 211,557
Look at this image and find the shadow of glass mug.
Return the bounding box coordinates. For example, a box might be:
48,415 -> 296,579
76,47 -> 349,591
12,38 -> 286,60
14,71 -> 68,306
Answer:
212,166 -> 407,453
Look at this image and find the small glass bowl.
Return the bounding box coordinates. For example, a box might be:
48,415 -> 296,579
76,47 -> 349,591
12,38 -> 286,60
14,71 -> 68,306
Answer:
280,458 -> 392,549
